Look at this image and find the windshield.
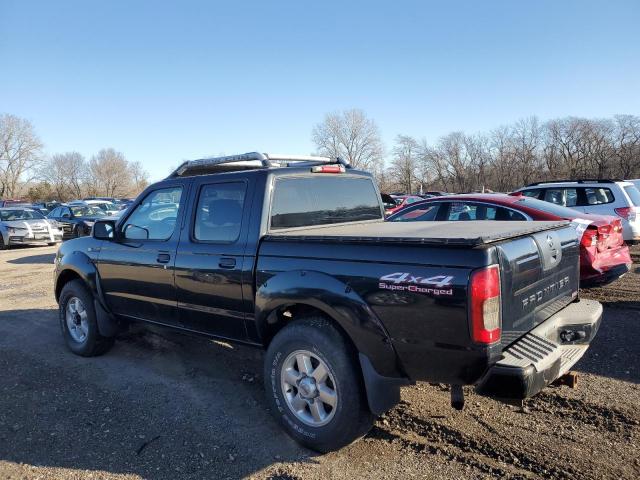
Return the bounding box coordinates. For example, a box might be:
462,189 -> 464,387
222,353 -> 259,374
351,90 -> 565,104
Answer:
0,209 -> 45,221
71,206 -> 103,216
515,196 -> 583,217
623,185 -> 640,206
270,176 -> 383,229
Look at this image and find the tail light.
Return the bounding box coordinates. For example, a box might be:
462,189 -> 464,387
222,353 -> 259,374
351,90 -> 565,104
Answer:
614,207 -> 638,222
612,219 -> 623,233
311,165 -> 345,173
581,228 -> 598,248
469,265 -> 501,344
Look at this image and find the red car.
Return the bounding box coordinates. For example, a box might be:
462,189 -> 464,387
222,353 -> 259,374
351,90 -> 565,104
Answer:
387,193 -> 632,285
384,195 -> 424,217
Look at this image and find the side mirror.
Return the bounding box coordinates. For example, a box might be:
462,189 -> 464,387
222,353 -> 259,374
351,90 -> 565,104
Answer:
123,224 -> 149,240
62,213 -> 71,219
93,220 -> 116,240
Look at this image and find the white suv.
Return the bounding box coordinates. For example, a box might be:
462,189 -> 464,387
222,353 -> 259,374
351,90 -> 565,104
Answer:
514,180 -> 640,243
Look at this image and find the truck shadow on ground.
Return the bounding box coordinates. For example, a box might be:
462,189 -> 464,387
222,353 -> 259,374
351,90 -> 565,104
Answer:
0,308 -> 316,479
6,252 -> 56,265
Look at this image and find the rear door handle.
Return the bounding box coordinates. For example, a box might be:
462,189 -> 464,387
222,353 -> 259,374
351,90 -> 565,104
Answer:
219,257 -> 236,269
157,253 -> 171,264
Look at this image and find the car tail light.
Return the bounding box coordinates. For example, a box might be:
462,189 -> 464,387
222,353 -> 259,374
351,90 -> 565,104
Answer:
581,228 -> 598,248
311,165 -> 345,173
469,265 -> 501,344
614,207 -> 638,222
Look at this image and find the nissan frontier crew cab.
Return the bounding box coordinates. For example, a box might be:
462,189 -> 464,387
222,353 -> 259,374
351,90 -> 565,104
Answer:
53,152 -> 602,452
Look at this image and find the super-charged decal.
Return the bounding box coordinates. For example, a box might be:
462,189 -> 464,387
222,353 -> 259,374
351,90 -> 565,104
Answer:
378,272 -> 454,296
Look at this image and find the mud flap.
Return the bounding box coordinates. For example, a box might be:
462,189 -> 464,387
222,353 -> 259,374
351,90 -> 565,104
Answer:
359,353 -> 411,415
94,300 -> 124,337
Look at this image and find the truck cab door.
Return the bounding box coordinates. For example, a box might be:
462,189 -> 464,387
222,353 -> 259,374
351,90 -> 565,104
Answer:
97,184 -> 185,326
174,178 -> 253,340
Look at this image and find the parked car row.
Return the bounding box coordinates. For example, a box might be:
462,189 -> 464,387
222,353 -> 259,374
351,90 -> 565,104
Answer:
0,206 -> 63,249
384,178 -> 640,286
0,197 -> 135,249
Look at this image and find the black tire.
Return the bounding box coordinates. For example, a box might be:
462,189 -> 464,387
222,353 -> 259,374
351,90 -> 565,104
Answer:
263,316 -> 375,452
59,279 -> 115,356
0,236 -> 8,250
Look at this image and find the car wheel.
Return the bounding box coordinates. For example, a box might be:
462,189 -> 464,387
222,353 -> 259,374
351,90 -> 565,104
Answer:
0,236 -> 8,250
59,280 -> 115,356
264,316 -> 375,452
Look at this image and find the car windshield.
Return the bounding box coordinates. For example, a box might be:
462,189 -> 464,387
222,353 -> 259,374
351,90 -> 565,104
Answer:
623,185 -> 640,206
70,206 -> 103,216
0,209 -> 45,221
515,196 -> 582,217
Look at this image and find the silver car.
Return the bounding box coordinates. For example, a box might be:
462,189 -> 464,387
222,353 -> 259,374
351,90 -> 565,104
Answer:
0,207 -> 63,249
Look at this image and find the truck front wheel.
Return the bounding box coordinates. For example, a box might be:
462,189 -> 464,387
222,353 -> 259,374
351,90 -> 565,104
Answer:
59,280 -> 115,357
263,316 -> 374,452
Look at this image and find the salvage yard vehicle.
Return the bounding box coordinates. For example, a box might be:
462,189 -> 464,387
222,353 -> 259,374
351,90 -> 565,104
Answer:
46,204 -> 105,239
387,193 -> 632,286
53,152 -> 602,452
513,179 -> 640,243
0,207 -> 63,249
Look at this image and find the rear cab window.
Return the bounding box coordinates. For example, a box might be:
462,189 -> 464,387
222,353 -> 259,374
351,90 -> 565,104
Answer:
269,175 -> 382,230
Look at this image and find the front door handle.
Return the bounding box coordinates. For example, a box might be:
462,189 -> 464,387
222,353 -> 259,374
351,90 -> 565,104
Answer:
219,257 -> 236,269
157,253 -> 171,264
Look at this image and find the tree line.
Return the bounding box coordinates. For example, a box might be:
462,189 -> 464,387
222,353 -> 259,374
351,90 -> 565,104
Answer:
3,110 -> 639,202
312,110 -> 640,193
0,113 -> 149,202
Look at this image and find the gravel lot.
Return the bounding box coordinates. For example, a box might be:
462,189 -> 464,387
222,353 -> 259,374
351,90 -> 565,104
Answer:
0,244 -> 639,479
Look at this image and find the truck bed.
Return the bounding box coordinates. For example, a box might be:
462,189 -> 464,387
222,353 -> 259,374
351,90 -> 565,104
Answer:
266,220 -> 570,246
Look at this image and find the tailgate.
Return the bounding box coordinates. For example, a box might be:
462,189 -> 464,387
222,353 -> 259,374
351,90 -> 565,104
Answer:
496,223 -> 580,347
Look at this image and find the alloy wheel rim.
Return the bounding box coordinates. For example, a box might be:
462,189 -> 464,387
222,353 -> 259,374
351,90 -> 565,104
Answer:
281,349 -> 338,427
65,296 -> 89,343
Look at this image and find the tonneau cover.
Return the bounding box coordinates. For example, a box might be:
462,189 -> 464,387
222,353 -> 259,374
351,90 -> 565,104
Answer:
266,220 -> 570,246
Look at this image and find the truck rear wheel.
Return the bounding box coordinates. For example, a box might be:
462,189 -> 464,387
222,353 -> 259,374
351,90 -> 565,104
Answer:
263,316 -> 374,452
59,280 -> 115,356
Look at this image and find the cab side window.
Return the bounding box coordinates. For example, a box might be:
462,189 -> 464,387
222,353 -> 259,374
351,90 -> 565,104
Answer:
194,182 -> 247,243
123,187 -> 182,240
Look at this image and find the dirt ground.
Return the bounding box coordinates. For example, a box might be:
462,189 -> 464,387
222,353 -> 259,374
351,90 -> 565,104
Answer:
0,244 -> 638,479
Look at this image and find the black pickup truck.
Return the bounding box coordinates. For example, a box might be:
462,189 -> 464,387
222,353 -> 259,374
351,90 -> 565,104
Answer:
53,152 -> 602,452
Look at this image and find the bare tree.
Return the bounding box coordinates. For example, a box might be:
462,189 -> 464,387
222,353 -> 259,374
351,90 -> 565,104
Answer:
89,148 -> 131,197
390,135 -> 419,193
312,109 -> 385,170
129,160 -> 150,194
39,152 -> 87,201
0,114 -> 43,197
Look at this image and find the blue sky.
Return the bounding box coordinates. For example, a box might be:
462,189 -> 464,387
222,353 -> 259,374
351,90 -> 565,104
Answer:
1,0 -> 638,181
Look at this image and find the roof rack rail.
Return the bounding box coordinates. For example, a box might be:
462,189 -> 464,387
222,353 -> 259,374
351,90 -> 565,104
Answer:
168,152 -> 351,178
526,179 -> 623,187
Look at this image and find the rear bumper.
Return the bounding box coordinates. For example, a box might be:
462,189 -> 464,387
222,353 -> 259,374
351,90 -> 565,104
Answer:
476,299 -> 602,400
581,262 -> 631,287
